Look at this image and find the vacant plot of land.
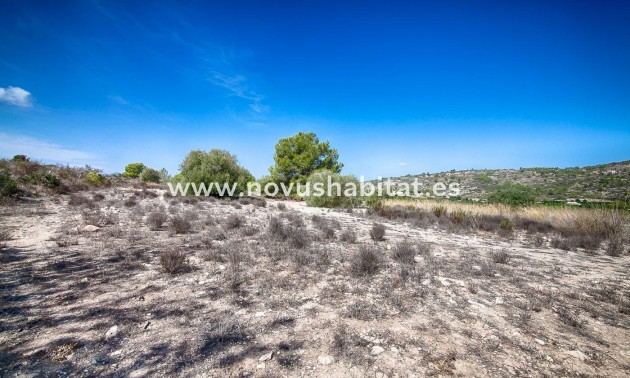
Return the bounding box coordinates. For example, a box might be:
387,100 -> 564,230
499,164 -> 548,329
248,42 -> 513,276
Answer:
1,188 -> 629,377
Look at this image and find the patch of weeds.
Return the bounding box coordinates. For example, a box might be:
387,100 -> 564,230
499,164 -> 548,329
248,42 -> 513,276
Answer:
339,228 -> 357,243
491,250 -> 510,264
369,223 -> 386,241
350,245 -> 382,276
146,211 -> 168,231
170,216 -> 192,234
160,250 -> 188,274
224,214 -> 244,230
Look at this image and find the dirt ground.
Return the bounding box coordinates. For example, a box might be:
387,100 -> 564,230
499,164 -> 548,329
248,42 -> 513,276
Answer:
1,187 -> 629,377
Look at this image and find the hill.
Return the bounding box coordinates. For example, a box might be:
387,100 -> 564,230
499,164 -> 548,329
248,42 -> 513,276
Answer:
384,160 -> 630,202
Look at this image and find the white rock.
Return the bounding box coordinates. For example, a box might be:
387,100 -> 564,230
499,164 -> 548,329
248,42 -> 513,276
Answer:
235,309 -> 247,316
545,355 -> 554,362
565,350 -> 587,361
83,225 -> 99,232
414,255 -> 424,263
318,355 -> 335,365
371,346 -> 385,355
259,351 -> 273,362
218,265 -> 226,270
255,311 -> 266,318
105,325 -> 119,339
256,363 -> 266,369
390,347 -> 399,353
386,245 -> 391,250
495,297 -> 505,305
535,338 -> 545,346
421,279 -> 431,286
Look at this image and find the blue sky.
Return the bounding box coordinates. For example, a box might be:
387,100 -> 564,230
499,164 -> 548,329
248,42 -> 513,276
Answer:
1,1 -> 628,179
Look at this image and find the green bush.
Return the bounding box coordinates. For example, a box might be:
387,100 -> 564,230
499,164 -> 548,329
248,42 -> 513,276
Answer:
303,169 -> 361,208
140,168 -> 161,183
122,162 -> 146,178
0,170 -> 18,197
12,154 -> 28,162
43,172 -> 61,187
488,183 -> 536,207
85,171 -> 104,186
178,149 -> 253,197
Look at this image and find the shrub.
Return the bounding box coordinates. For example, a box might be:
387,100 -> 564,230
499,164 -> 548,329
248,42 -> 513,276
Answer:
12,154 -> 28,162
491,250 -> 510,264
488,183 -> 536,207
369,223 -> 386,242
350,245 -> 382,276
391,241 -> 416,264
140,168 -> 161,183
122,163 -> 146,178
224,214 -> 244,229
432,205 -> 447,218
170,216 -> 192,234
68,194 -> 93,207
449,210 -> 466,224
84,171 -> 105,186
340,229 -> 357,243
0,171 -> 18,197
303,169 -> 361,208
160,250 -> 187,274
499,218 -> 515,231
607,236 -> 624,257
147,212 -> 168,230
178,149 -> 253,198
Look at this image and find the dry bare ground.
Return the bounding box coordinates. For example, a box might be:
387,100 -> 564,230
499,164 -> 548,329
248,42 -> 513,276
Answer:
1,187 -> 629,377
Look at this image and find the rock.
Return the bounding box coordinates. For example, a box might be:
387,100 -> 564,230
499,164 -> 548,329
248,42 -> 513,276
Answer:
421,279 -> 431,286
105,325 -> 119,339
91,359 -> 98,365
142,321 -> 150,330
495,297 -> 505,305
390,347 -> 399,353
376,373 -> 385,378
255,311 -> 266,318
414,255 -> 424,263
545,355 -> 554,362
256,363 -> 266,369
386,245 -> 391,250
83,225 -> 99,233
318,355 -> 334,365
371,346 -> 385,355
534,338 -> 545,346
259,351 -> 273,362
218,265 -> 226,270
565,350 -> 587,361
467,299 -> 486,308
235,309 -> 247,316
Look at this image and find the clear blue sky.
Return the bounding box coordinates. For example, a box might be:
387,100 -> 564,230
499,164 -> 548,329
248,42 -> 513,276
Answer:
1,1 -> 628,178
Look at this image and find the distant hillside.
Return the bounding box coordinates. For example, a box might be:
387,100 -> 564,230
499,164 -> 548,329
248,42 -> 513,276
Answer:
385,160 -> 630,202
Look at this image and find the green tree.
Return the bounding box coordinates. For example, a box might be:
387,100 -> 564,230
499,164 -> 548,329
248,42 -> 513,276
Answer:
303,169 -> 360,208
488,183 -> 537,207
269,132 -> 343,186
122,163 -> 146,178
140,168 -> 162,183
0,170 -> 18,197
179,149 -> 253,197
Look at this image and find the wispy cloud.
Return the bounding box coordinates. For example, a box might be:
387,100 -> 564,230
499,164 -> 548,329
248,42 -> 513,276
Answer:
0,133 -> 98,166
209,71 -> 268,113
108,95 -> 130,105
0,86 -> 33,107
398,162 -> 408,166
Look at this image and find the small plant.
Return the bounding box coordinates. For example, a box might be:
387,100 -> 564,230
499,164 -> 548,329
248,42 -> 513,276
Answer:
432,205 -> 447,218
147,212 -> 168,230
321,225 -> 335,240
124,198 -> 138,207
369,223 -> 386,241
449,210 -> 466,224
140,168 -> 161,183
491,250 -> 510,264
224,214 -> 244,229
0,170 -> 18,197
84,171 -> 104,186
160,250 -> 187,274
277,203 -> 287,211
499,218 -> 515,231
606,236 -> 624,257
350,245 -> 382,276
339,229 -> 357,243
170,216 -> 192,234
392,241 -> 416,264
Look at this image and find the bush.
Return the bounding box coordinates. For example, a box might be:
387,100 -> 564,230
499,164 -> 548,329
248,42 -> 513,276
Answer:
339,229 -> 357,243
432,205 -> 447,218
147,212 -> 168,230
122,163 -> 146,178
224,214 -> 244,229
303,170 -> 361,208
160,250 -> 187,274
491,250 -> 510,264
178,149 -> 253,197
391,241 -> 416,264
170,216 -> 192,234
140,168 -> 161,183
0,171 -> 18,197
488,183 -> 536,207
84,171 -> 105,186
350,245 -> 382,276
369,223 -> 386,241
499,218 -> 515,231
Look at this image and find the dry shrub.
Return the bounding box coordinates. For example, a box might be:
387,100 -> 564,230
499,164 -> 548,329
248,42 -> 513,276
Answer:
606,236 -> 625,257
160,250 -> 187,274
238,196 -> 266,207
340,229 -> 357,243
204,316 -> 251,349
350,245 -> 382,276
68,194 -> 94,208
147,212 -> 168,230
391,241 -> 417,264
124,198 -> 138,208
369,223 -> 386,241
344,299 -> 382,320
283,212 -> 305,227
224,214 -> 244,229
92,193 -> 105,202
241,226 -> 259,236
432,205 -> 447,217
277,203 -> 287,211
449,210 -> 467,224
491,250 -> 510,264
170,216 -> 192,234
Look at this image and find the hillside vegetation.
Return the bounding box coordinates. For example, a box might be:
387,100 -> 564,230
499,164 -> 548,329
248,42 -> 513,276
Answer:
385,160 -> 630,202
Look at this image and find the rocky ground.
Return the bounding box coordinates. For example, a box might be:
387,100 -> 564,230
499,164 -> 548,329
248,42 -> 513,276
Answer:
1,187 -> 629,377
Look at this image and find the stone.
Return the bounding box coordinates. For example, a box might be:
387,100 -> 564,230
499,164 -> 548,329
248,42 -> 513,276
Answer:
255,311 -> 266,318
414,255 -> 424,263
256,363 -> 265,369
318,355 -> 334,365
565,350 -> 587,361
259,351 -> 273,362
421,279 -> 431,286
105,325 -> 119,339
495,297 -> 505,305
371,346 -> 385,355
235,309 -> 247,316
534,338 -> 545,346
83,225 -> 99,232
